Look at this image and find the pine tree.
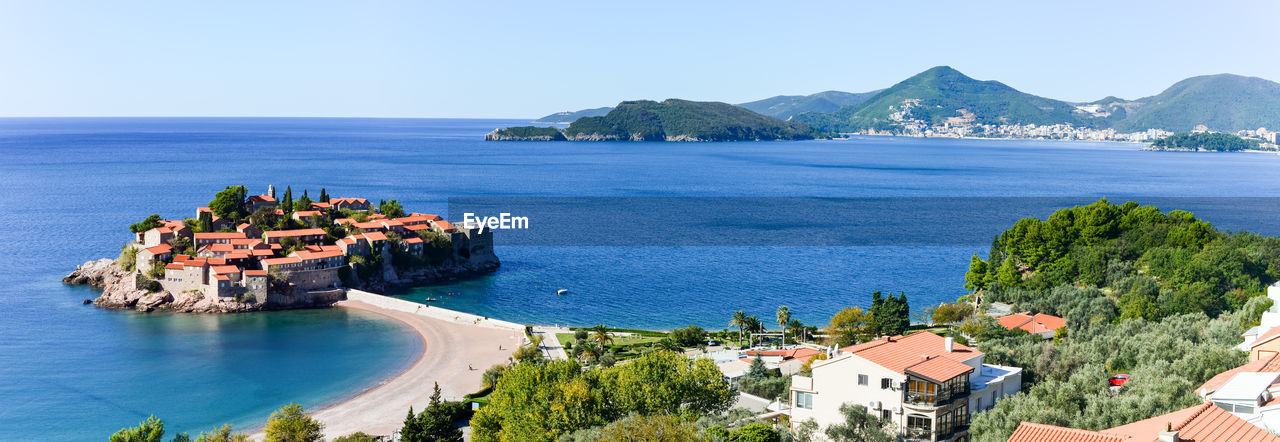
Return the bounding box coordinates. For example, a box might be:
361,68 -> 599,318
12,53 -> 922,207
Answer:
282,186 -> 293,214
319,188 -> 328,203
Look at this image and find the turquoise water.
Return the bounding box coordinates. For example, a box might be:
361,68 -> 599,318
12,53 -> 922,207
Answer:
2,117 -> 1279,439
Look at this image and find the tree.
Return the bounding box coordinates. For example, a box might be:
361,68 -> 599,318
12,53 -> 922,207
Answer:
130,214 -> 163,233
929,302 -> 975,325
263,403 -> 324,442
294,191 -> 313,212
400,383 -> 464,442
730,422 -> 781,442
318,188 -> 329,203
825,404 -> 894,442
331,433 -> 382,442
869,291 -> 910,337
209,185 -> 249,222
729,310 -> 748,344
776,306 -> 791,343
964,253 -> 991,292
282,186 -> 294,214
481,364 -> 508,389
596,414 -> 708,442
380,199 -> 406,218
590,324 -> 613,353
197,211 -> 214,233
789,318 -> 807,342
828,306 -> 870,347
193,424 -> 249,442
109,415 -> 164,442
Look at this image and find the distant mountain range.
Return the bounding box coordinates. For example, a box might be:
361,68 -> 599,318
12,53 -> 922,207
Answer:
737,90 -> 881,120
533,67 -> 1280,134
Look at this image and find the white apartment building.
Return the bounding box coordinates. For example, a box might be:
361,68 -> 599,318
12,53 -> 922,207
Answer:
788,331 -> 1021,442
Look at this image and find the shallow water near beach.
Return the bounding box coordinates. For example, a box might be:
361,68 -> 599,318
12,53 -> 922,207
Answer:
2,117 -> 1280,439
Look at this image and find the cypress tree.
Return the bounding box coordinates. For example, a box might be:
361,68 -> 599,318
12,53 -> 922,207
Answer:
282,186 -> 293,214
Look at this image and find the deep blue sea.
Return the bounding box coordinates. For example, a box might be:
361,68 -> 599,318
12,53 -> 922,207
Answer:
2,117 -> 1279,440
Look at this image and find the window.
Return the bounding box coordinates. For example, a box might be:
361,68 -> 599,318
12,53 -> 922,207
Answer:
953,404 -> 970,428
908,379 -> 937,404
858,374 -> 868,386
794,391 -> 814,409
881,378 -> 892,389
907,415 -> 932,439
881,409 -> 892,421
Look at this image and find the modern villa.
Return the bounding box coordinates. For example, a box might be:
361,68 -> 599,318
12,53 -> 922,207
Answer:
788,331 -> 1022,442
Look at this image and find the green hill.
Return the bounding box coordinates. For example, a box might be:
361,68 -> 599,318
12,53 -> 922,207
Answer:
794,66 -> 1091,132
1115,74 -> 1280,132
737,90 -> 881,120
560,99 -> 814,141
532,107 -> 613,124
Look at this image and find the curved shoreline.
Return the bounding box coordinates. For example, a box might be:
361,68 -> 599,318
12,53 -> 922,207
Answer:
256,299 -> 522,438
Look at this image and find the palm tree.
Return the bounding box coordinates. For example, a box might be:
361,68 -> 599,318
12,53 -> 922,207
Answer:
729,310 -> 747,344
590,324 -> 613,353
743,316 -> 763,346
789,318 -> 808,342
776,306 -> 791,343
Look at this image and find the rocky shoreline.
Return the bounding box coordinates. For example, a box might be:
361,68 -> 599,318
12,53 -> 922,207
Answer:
64,258 -> 499,313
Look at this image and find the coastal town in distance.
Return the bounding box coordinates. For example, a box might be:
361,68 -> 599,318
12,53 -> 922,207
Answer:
8,2 -> 1280,442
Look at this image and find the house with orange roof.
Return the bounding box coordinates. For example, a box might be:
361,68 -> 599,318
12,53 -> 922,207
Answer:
193,231 -> 247,248
288,249 -> 345,271
291,210 -> 323,223
236,222 -> 263,240
262,228 -> 327,245
246,194 -> 276,212
140,224 -> 190,248
330,197 -> 371,211
136,244 -> 173,267
789,331 -> 1021,441
996,312 -> 1066,339
1007,401 -> 1280,442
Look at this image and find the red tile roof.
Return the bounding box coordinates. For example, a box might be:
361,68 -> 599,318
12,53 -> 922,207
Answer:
247,195 -> 276,203
250,249 -> 276,257
362,231 -> 387,242
293,210 -> 321,217
184,258 -> 208,267
1007,422 -> 1123,442
1197,353 -> 1280,395
211,265 -> 241,275
1102,402 -> 1280,442
261,257 -> 302,266
846,332 -> 980,377
207,258 -> 227,265
367,213 -> 387,220
208,243 -> 235,252
1251,327 -> 1280,349
292,250 -> 343,260
173,254 -> 190,262
145,244 -> 172,254
434,220 -> 456,231
263,228 -> 326,238
404,237 -> 424,244
244,270 -> 268,276
404,224 -> 429,231
907,356 -> 975,383
224,252 -> 249,259
997,312 -> 1066,334
310,202 -> 332,209
194,232 -> 248,240
213,274 -> 230,281
165,263 -> 185,270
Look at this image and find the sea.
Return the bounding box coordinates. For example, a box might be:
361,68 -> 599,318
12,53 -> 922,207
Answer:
2,117 -> 1279,440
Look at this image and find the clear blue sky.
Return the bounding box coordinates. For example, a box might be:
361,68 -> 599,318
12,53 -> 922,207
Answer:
2,1 -> 1277,118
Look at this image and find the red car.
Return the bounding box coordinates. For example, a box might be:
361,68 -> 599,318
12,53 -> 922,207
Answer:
1109,374 -> 1130,386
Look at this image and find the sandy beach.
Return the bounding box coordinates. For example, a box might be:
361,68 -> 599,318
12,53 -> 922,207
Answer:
298,299 -> 523,438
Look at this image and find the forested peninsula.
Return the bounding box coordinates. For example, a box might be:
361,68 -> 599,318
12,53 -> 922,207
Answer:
486,99 -> 814,142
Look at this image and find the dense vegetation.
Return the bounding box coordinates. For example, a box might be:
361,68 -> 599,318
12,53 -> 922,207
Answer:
953,199 -> 1280,441
967,198 -> 1280,319
109,403 -> 326,442
737,90 -> 881,120
1114,74 -> 1280,132
487,126 -> 567,141
1150,132 -> 1261,152
560,99 -> 814,141
469,351 -> 734,441
795,66 -> 1091,132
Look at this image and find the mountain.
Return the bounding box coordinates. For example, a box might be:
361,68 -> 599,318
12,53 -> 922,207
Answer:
794,66 -> 1091,132
1114,74 -> 1280,132
488,99 -> 813,141
737,90 -> 881,120
532,107 -> 613,124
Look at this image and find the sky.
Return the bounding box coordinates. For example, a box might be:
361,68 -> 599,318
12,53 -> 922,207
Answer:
2,1 -> 1278,118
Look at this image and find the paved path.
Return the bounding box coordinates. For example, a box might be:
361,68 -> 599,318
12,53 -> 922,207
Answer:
531,326 -> 571,361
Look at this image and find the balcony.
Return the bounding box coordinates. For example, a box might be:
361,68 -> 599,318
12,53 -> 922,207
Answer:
903,427 -> 933,441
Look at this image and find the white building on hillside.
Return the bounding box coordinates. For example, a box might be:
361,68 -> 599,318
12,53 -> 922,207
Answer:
787,331 -> 1021,442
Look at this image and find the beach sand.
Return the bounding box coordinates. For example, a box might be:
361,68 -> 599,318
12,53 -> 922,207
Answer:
297,299 -> 522,438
